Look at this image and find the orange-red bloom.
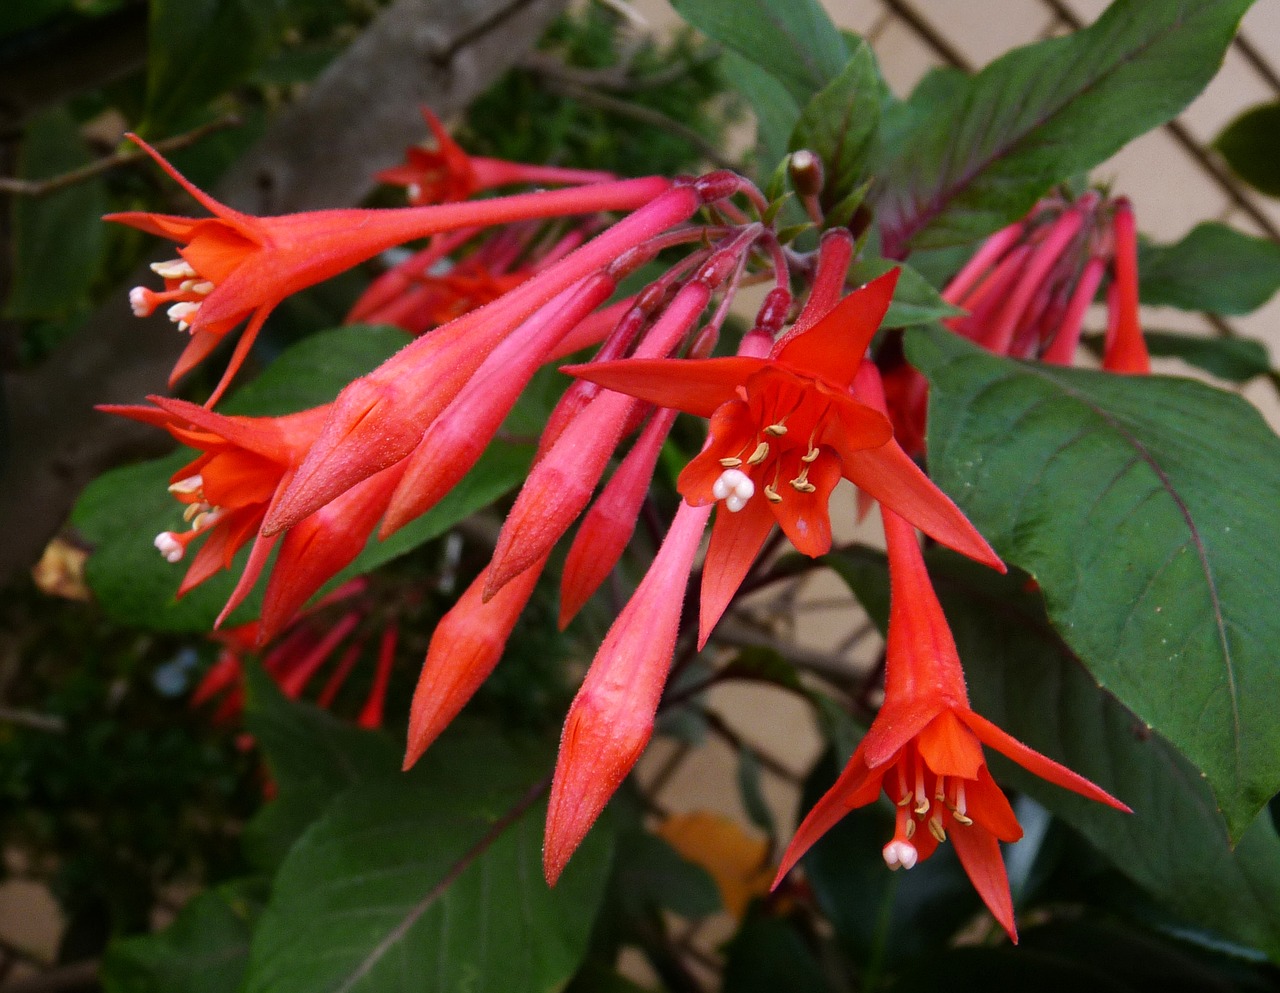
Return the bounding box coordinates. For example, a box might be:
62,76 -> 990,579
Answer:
566,270 -> 1002,642
774,508 -> 1130,941
378,108 -> 615,205
109,134 -> 669,404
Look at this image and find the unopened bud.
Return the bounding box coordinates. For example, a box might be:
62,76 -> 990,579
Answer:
789,150 -> 825,199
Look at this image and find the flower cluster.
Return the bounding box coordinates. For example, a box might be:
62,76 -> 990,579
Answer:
107,120 -> 1130,939
881,191 -> 1150,454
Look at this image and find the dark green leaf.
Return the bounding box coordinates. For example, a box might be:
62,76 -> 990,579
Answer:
612,829 -> 722,919
242,728 -> 612,993
848,258 -> 964,328
928,551 -> 1280,960
876,0 -> 1254,253
737,748 -> 776,835
1138,223 -> 1280,315
241,665 -> 401,869
790,42 -> 880,209
6,109 -> 106,320
1134,331 -> 1272,383
1214,100 -> 1280,198
909,324 -> 1280,840
722,908 -> 831,993
719,51 -> 801,173
144,0 -> 278,133
671,0 -> 847,104
101,880 -> 264,993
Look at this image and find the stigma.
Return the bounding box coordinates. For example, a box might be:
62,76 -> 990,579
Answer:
712,468 -> 755,512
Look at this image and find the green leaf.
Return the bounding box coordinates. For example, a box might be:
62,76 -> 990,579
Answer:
931,551 -> 1280,960
790,42 -> 881,209
908,325 -> 1280,840
876,0 -> 1255,253
5,109 -> 106,320
848,257 -> 964,328
144,0 -> 279,133
241,666 -> 401,870
101,880 -> 264,993
1138,223 -> 1280,315
242,727 -> 612,993
1130,331 -> 1273,383
670,0 -> 847,104
722,908 -> 832,993
1214,100 -> 1280,198
611,829 -> 722,919
719,51 -> 802,174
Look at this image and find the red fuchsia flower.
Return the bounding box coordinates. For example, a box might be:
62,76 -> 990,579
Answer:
109,134 -> 671,404
565,269 -> 1003,644
774,507 -> 1130,942
377,108 -> 616,206
882,192 -> 1150,454
101,396 -> 403,639
192,579 -> 400,730
261,179 -> 711,534
544,501 -> 712,885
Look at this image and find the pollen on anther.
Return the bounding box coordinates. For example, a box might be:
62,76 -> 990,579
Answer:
746,441 -> 770,465
718,457 -> 743,468
764,423 -> 787,437
167,301 -> 201,327
150,259 -> 198,280
168,475 -> 204,496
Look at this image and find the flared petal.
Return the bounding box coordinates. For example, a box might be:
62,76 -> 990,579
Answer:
963,765 -> 1024,842
771,450 -> 841,557
774,269 -> 899,387
773,743 -> 882,885
698,494 -> 775,647
915,710 -> 984,780
960,709 -> 1131,812
563,356 -> 769,417
949,821 -> 1017,943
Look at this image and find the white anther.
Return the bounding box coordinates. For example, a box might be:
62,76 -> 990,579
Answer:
713,468 -> 755,512
190,281 -> 215,295
129,287 -> 153,317
154,532 -> 184,563
407,183 -> 422,203
883,840 -> 919,871
166,301 -> 201,326
168,475 -> 204,495
150,259 -> 197,280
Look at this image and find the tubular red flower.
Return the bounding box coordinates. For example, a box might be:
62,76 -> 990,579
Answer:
378,108 -> 615,206
774,508 -> 1129,942
567,270 -> 1002,644
109,134 -> 671,404
1102,198 -> 1151,374
263,184 -> 703,535
544,501 -> 712,885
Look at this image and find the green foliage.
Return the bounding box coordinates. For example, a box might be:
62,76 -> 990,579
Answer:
1138,222 -> 1280,315
671,0 -> 847,104
101,880 -> 264,993
4,108 -> 108,359
909,325 -> 1280,840
721,909 -> 830,992
790,42 -> 881,210
875,0 -> 1255,253
720,50 -> 801,175
462,5 -> 736,179
1119,331 -> 1273,383
1214,99 -> 1280,198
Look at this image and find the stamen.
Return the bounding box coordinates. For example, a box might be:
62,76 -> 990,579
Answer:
904,818 -> 916,840
151,259 -> 198,280
883,840 -> 919,871
168,475 -> 204,496
800,446 -> 820,463
789,477 -> 816,493
764,423 -> 788,437
928,815 -> 947,843
763,483 -> 782,503
167,301 -> 201,330
718,457 -> 743,468
746,441 -> 770,465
